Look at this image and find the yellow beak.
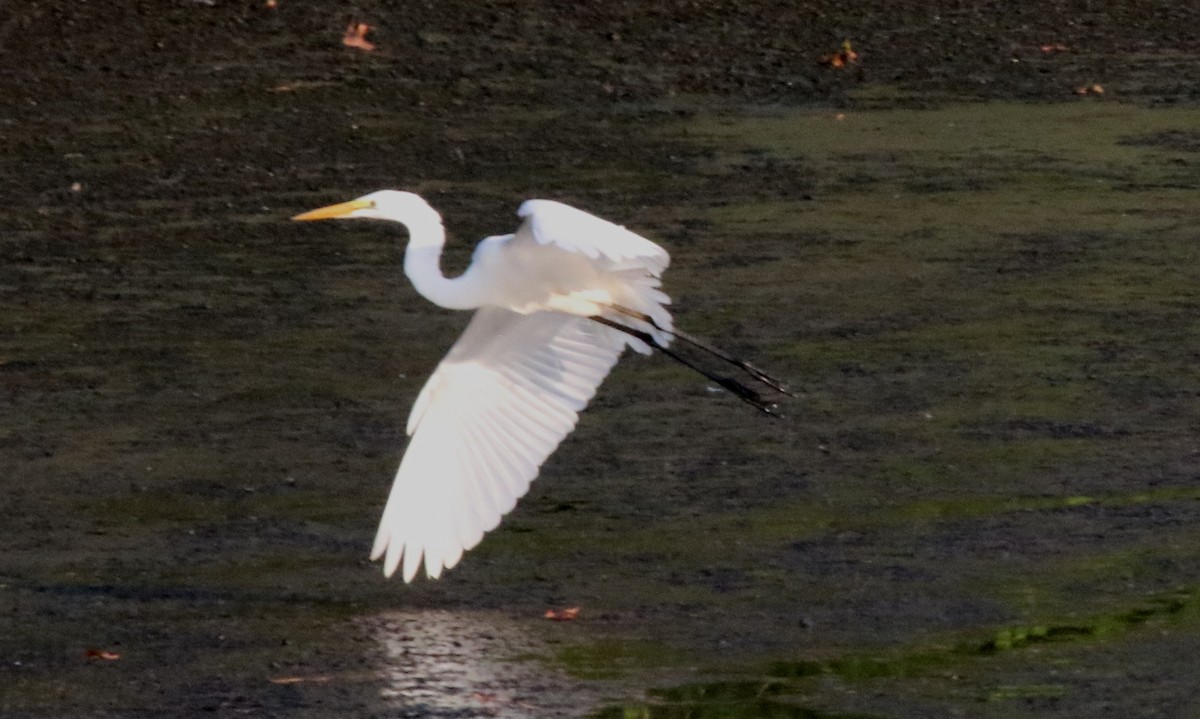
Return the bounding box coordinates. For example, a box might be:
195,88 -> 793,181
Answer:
291,198 -> 371,221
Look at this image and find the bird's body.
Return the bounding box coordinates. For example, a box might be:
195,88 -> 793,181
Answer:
294,190 -> 786,582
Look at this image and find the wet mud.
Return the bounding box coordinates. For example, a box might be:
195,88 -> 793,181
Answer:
3,2 -> 1200,717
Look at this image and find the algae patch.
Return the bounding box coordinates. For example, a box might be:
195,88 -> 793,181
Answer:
597,587 -> 1200,717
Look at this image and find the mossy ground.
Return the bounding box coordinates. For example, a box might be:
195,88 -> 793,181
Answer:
3,3 -> 1200,717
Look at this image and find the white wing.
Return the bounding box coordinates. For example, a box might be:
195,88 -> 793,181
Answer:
371,306 -> 627,582
517,199 -> 670,275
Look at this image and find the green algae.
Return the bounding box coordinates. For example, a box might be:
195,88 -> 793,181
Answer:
545,98 -> 1200,717
593,587 -> 1200,716
8,52 -> 1200,716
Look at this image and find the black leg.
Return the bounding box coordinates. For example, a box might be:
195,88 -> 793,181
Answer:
591,315 -> 784,418
607,305 -> 794,397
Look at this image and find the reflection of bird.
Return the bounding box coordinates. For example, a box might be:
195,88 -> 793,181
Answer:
293,191 -> 790,581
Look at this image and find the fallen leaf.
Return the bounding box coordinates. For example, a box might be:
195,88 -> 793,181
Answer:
544,606 -> 581,621
265,0 -> 277,7
1040,43 -> 1069,54
819,39 -> 858,69
84,648 -> 121,661
343,22 -> 375,52
839,39 -> 859,63
269,675 -> 331,685
834,112 -> 846,121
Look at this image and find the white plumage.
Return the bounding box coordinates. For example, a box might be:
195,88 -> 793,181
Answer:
376,308 -> 627,581
518,199 -> 670,274
294,191 -> 672,581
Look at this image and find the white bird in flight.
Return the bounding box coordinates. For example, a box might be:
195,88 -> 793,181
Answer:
293,190 -> 789,582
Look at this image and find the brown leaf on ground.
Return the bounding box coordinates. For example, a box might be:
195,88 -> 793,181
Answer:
269,675 -> 332,685
543,606 -> 581,621
343,22 -> 376,52
84,649 -> 121,661
819,40 -> 858,68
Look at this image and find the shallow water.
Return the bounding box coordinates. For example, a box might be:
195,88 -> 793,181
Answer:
582,98 -> 1200,717
3,6 -> 1200,716
369,610 -> 615,717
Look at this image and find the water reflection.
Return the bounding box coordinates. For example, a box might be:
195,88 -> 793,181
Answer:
365,609 -> 605,718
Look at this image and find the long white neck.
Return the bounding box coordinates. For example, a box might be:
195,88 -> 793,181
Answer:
400,208 -> 481,310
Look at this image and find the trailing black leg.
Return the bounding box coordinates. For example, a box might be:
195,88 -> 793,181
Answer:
591,316 -> 784,418
607,305 -> 794,397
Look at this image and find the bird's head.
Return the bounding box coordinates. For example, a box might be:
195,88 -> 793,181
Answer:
292,190 -> 439,224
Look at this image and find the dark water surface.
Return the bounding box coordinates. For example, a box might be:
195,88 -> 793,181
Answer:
3,3 -> 1200,717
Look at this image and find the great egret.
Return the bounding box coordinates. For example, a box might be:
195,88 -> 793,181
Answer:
293,191 -> 789,581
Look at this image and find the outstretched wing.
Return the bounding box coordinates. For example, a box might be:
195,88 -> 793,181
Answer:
517,199 -> 670,275
372,306 -> 627,582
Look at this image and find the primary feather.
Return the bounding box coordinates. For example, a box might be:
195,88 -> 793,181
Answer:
372,307 -> 629,581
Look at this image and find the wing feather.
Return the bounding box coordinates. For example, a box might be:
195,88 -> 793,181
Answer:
373,306 -> 626,581
513,200 -> 674,356
469,416 -> 526,506
516,199 -> 669,276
